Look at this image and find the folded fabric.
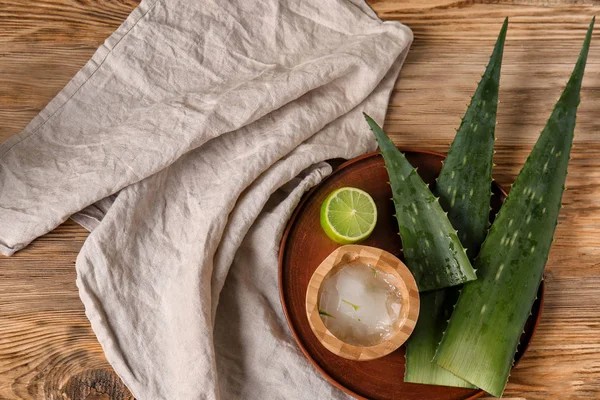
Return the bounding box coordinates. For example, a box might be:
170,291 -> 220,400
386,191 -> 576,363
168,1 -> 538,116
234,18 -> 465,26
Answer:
0,0 -> 412,398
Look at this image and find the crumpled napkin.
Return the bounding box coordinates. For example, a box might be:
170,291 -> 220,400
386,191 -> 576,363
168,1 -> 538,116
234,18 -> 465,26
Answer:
0,0 -> 411,398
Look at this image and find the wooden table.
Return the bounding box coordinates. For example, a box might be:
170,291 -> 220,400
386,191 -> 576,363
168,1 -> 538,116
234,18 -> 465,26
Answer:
1,1 -> 599,399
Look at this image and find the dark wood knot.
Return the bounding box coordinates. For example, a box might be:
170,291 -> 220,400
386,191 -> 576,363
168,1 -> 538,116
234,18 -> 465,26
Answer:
57,369 -> 134,400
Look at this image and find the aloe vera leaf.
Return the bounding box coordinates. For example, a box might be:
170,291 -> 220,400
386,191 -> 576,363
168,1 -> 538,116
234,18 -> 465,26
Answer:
405,18 -> 508,388
437,17 -> 507,259
405,289 -> 476,388
434,18 -> 594,397
364,114 -> 477,292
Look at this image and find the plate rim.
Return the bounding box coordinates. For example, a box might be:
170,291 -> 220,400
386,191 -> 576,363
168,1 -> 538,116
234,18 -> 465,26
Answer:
278,147 -> 545,400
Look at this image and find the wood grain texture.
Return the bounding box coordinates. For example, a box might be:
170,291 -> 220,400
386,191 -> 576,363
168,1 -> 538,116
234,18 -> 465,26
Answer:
0,2 -> 139,399
0,0 -> 599,398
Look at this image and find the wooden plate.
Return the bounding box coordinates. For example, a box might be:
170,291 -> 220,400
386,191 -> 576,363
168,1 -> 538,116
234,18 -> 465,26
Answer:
279,149 -> 545,400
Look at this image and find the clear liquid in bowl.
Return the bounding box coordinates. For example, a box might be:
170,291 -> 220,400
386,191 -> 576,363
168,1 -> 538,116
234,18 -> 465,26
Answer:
318,262 -> 403,347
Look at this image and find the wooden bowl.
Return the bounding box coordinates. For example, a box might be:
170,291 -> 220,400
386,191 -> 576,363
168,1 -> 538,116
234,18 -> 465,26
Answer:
306,245 -> 420,361
279,149 -> 545,400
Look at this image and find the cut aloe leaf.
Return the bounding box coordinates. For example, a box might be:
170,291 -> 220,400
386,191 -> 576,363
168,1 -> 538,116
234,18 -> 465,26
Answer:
405,289 -> 475,388
364,114 -> 477,292
434,18 -> 594,397
405,18 -> 507,388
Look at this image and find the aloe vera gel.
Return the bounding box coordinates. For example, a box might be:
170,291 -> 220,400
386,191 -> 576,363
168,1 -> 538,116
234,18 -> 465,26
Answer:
318,263 -> 403,346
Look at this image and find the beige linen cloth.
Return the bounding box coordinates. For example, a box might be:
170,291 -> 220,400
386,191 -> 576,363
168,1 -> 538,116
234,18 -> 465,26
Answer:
0,0 -> 411,398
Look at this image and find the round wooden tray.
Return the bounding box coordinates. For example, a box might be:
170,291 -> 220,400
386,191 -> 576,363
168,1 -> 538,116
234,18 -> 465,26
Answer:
279,149 -> 545,400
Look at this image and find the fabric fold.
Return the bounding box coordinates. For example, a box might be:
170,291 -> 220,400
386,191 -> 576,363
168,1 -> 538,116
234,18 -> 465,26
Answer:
0,0 -> 412,398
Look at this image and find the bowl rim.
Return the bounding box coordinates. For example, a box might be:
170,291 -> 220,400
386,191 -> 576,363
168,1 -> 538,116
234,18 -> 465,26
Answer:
278,147 -> 546,400
305,244 -> 420,361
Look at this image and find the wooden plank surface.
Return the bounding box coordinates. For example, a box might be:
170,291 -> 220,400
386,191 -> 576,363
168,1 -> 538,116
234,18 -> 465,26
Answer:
1,0 -> 599,398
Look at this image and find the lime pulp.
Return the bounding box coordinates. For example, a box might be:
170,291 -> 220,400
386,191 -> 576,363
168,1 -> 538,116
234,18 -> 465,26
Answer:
320,187 -> 377,244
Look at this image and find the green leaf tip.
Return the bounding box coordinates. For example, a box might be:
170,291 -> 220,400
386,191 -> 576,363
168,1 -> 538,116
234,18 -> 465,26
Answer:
363,114 -> 477,292
555,16 -> 593,111
435,17 -> 507,259
434,20 -> 593,398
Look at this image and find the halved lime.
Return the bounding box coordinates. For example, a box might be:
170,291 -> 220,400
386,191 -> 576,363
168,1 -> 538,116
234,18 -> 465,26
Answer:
320,187 -> 377,244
